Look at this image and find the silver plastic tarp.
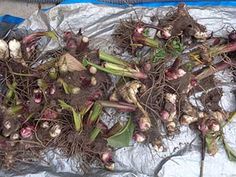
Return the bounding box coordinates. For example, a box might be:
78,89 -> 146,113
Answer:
2,3 -> 236,177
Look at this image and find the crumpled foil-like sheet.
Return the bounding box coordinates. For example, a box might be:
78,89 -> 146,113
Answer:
3,3 -> 236,177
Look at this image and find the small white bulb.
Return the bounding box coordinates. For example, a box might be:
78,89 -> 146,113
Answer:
8,39 -> 22,59
105,162 -> 115,171
82,36 -> 89,43
91,76 -> 97,86
71,87 -> 80,94
133,132 -> 146,143
180,115 -> 198,125
89,66 -> 97,74
10,133 -> 20,140
194,31 -> 208,39
49,124 -> 61,138
59,63 -> 68,73
154,145 -> 164,152
4,120 -> 11,129
41,121 -> 50,129
211,123 -> 220,132
0,39 -> 9,59
165,93 -> 177,104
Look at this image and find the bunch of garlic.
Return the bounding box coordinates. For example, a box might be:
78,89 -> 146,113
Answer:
8,39 -> 22,59
0,39 -> 22,60
0,39 -> 9,59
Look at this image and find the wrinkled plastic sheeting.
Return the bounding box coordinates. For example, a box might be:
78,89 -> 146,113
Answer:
4,3 -> 236,177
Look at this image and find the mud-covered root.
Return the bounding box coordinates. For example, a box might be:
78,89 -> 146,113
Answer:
63,30 -> 89,57
160,93 -> 178,136
112,19 -> 140,53
133,132 -> 146,143
111,80 -> 151,131
165,58 -> 186,81
180,101 -> 205,125
112,20 -> 159,54
157,3 -> 207,40
198,115 -> 222,156
153,138 -> 165,152
2,152 -> 15,169
101,148 -> 115,171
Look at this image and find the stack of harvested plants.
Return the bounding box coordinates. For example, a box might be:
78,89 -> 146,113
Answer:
0,3 -> 235,177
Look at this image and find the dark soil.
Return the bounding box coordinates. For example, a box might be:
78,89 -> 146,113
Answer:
200,88 -> 223,111
158,4 -> 206,38
51,70 -> 111,110
112,19 -> 141,54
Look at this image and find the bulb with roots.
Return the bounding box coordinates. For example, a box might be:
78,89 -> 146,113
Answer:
20,126 -> 34,139
139,116 -> 151,131
133,132 -> 146,143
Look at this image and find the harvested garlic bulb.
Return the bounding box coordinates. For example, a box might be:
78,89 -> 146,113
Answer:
8,39 -> 22,59
133,132 -> 146,143
49,124 -> 61,138
0,39 -> 9,59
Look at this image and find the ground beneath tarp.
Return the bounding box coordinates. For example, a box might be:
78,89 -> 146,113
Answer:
0,0 -> 53,18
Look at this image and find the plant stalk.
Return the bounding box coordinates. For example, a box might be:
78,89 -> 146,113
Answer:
99,51 -> 130,67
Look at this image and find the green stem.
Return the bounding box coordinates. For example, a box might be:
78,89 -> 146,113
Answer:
10,72 -> 36,77
209,42 -> 236,56
99,51 -> 130,67
89,126 -> 101,142
200,135 -> 205,177
193,61 -> 233,81
104,62 -> 138,73
7,105 -> 23,115
80,101 -> 94,117
144,37 -> 159,48
37,79 -> 48,91
99,101 -> 136,112
83,59 -> 146,79
87,102 -> 103,126
58,100 -> 82,132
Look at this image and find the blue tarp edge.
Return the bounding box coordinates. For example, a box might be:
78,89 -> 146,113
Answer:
61,0 -> 236,7
1,1 -> 236,25
0,15 -> 24,25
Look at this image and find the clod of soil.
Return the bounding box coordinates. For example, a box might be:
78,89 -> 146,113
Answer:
200,88 -> 223,111
158,4 -> 206,39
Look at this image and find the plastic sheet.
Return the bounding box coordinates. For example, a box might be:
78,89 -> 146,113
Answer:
2,3 -> 236,177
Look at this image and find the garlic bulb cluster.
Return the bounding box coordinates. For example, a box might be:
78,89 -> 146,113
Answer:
0,39 -> 9,59
0,39 -> 22,60
8,39 -> 22,59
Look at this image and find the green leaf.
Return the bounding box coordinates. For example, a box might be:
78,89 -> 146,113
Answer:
167,38 -> 185,57
44,31 -> 58,40
153,48 -> 166,63
57,78 -> 70,94
99,51 -> 130,67
58,99 -> 72,110
58,100 -> 82,132
72,108 -> 82,131
205,135 -> 214,150
7,105 -> 23,115
37,79 -> 48,91
143,29 -> 150,37
223,138 -> 236,161
106,122 -> 123,137
228,112 -> 236,123
89,126 -> 101,142
107,118 -> 134,148
80,101 -> 94,116
87,102 -> 103,125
